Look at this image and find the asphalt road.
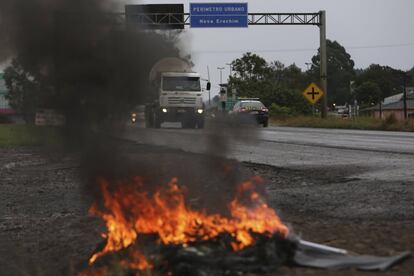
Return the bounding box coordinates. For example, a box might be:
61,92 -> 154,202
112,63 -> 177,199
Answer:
1,124 -> 412,275
123,123 -> 414,182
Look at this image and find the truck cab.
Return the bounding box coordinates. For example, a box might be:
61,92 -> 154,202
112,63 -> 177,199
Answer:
158,72 -> 204,128
145,58 -> 207,129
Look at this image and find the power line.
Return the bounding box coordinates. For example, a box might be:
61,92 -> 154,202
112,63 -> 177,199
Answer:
192,42 -> 414,55
349,42 -> 414,50
193,48 -> 316,54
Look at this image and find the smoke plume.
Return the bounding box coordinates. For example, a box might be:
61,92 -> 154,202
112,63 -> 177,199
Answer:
0,0 -> 261,209
0,0 -> 182,131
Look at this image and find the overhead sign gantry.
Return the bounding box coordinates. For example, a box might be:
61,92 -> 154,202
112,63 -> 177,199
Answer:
124,3 -> 328,118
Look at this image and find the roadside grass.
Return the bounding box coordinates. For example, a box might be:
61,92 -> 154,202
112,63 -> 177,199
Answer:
0,124 -> 63,147
271,116 -> 414,132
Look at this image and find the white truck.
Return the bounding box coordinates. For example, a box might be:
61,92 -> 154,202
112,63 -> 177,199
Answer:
145,58 -> 209,128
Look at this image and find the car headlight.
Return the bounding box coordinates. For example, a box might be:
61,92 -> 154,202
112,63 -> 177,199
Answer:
197,109 -> 204,114
162,108 -> 168,113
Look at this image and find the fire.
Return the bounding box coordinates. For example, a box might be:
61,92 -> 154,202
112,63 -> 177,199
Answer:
87,176 -> 288,271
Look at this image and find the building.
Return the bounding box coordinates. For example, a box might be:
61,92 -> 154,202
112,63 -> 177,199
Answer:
0,73 -> 16,115
365,87 -> 414,120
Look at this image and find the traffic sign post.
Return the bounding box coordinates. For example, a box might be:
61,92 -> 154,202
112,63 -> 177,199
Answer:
303,83 -> 324,105
319,11 -> 328,118
190,3 -> 248,28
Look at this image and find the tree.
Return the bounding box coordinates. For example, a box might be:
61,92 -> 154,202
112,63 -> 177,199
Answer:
406,66 -> 414,86
229,53 -> 311,115
353,64 -> 407,100
265,62 -> 309,112
353,81 -> 382,107
231,52 -> 269,81
4,58 -> 52,123
308,40 -> 355,106
229,52 -> 270,99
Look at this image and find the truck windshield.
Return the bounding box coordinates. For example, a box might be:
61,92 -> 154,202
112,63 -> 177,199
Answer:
162,76 -> 201,92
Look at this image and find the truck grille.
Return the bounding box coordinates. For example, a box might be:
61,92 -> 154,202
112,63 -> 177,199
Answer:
168,97 -> 197,105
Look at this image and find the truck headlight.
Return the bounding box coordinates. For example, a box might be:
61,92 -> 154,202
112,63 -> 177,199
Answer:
162,108 -> 168,113
197,109 -> 204,114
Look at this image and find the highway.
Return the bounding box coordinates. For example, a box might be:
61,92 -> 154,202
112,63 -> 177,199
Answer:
262,127 -> 414,154
123,123 -> 414,182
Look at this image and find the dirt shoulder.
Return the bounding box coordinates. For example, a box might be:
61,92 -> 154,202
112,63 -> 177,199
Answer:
246,163 -> 414,276
0,145 -> 412,275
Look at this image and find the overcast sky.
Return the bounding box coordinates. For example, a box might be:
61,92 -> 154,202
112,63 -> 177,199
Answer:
132,0 -> 414,94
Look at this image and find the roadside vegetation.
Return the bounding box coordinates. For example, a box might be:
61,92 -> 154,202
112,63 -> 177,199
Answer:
226,40 -> 413,117
0,124 -> 62,146
271,115 -> 414,132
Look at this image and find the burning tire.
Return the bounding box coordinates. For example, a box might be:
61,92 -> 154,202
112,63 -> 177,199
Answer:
83,176 -> 292,275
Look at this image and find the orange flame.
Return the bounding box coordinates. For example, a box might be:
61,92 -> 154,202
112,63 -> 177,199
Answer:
88,176 -> 288,270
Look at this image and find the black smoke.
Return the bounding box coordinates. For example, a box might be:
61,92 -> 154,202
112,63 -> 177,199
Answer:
0,0 -> 263,205
0,0 -> 192,197
0,0 -> 182,133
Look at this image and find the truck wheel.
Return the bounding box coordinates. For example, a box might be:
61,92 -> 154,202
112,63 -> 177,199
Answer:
154,120 -> 161,128
153,113 -> 161,128
197,119 -> 205,129
145,113 -> 153,128
263,120 -> 268,127
189,117 -> 197,129
144,106 -> 153,128
145,115 -> 152,128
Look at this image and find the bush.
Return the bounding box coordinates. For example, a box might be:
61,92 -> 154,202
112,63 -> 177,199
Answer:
0,114 -> 13,124
0,125 -> 62,146
269,103 -> 294,118
271,115 -> 414,132
382,113 -> 398,126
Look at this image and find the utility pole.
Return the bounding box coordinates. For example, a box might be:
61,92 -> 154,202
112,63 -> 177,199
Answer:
379,100 -> 382,119
217,67 -> 225,85
403,72 -> 407,119
319,10 -> 328,118
226,63 -> 232,76
207,65 -> 211,105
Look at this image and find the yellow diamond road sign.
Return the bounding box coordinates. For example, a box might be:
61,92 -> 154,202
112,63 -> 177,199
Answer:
303,83 -> 324,105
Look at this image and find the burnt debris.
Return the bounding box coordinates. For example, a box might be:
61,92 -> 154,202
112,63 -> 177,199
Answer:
82,233 -> 297,276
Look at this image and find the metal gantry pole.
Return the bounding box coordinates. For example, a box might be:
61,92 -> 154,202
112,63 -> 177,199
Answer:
207,66 -> 211,105
319,10 -> 328,118
226,63 -> 233,77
